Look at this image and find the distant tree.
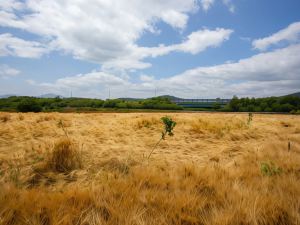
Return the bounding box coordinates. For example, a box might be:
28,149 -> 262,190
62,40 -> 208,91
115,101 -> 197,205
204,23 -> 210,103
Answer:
271,103 -> 281,112
280,103 -> 294,112
229,96 -> 240,111
212,102 -> 221,110
17,98 -> 42,112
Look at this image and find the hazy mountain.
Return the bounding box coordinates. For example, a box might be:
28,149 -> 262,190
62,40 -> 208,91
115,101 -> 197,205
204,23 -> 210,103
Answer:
286,92 -> 300,97
158,95 -> 183,100
39,93 -> 63,98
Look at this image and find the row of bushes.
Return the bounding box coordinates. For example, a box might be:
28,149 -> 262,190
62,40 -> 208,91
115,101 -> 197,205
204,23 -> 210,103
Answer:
0,96 -> 183,112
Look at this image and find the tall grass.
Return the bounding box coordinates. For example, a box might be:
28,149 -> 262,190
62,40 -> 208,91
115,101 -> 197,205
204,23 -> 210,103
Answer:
47,138 -> 82,173
0,113 -> 11,122
0,154 -> 299,224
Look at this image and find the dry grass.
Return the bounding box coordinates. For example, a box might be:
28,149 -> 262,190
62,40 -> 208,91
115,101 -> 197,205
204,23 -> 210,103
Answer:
0,113 -> 11,122
47,137 -> 82,173
0,112 -> 299,224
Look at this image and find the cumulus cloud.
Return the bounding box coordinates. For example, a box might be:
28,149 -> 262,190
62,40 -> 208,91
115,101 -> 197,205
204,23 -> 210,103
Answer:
0,1 -> 234,70
103,28 -> 233,70
161,10 -> 189,29
175,28 -> 233,54
0,1 -> 201,68
0,33 -> 48,58
252,21 -> 300,51
29,44 -> 300,98
0,64 -> 20,78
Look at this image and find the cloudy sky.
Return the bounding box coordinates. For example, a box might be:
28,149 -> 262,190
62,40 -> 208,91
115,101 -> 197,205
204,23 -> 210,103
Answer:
0,0 -> 300,99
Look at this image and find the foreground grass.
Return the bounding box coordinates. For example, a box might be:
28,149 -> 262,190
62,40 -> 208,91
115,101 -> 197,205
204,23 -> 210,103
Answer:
0,112 -> 299,224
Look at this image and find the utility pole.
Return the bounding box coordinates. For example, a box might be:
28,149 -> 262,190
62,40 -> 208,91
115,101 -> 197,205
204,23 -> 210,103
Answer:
70,90 -> 72,98
108,88 -> 111,99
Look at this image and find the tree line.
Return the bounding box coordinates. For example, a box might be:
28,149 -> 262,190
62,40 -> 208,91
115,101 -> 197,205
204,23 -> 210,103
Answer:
225,95 -> 300,113
0,95 -> 299,113
0,96 -> 183,112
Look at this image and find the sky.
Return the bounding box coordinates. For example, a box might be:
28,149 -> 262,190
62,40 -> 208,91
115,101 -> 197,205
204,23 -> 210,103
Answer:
0,0 -> 300,99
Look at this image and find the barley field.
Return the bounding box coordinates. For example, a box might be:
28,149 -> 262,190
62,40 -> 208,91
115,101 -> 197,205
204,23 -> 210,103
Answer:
0,112 -> 299,225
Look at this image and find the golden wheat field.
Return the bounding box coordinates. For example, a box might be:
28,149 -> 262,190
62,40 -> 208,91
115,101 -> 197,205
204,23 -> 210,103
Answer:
0,112 -> 300,225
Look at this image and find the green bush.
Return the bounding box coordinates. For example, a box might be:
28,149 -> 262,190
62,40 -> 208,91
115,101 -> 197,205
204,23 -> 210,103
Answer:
17,98 -> 42,112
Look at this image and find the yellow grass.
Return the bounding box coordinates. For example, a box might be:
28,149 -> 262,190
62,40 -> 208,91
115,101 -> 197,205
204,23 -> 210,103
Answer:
0,112 -> 300,224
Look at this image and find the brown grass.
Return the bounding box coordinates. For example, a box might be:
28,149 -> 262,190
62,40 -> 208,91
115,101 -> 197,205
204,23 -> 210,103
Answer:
0,113 -> 11,122
47,137 -> 82,173
0,112 -> 299,224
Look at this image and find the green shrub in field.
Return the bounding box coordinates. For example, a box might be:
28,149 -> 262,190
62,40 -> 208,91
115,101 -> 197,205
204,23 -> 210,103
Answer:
17,98 -> 42,112
161,116 -> 176,139
148,116 -> 176,159
260,161 -> 282,176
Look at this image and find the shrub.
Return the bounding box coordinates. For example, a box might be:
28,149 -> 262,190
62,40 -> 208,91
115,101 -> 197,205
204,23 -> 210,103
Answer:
48,138 -> 82,173
147,116 -> 176,159
17,98 -> 42,112
103,99 -> 122,108
212,102 -> 221,110
161,116 -> 176,139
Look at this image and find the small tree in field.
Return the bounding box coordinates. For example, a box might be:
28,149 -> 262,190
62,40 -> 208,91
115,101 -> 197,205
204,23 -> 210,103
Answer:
147,116 -> 176,159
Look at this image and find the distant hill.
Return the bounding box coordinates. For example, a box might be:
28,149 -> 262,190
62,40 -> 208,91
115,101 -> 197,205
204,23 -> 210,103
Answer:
286,92 -> 300,98
0,94 -> 16,99
157,95 -> 183,100
39,93 -> 63,98
118,97 -> 143,101
0,93 -> 64,99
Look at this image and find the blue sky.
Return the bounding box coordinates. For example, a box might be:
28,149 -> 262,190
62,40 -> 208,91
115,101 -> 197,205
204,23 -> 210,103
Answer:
1,0 -> 300,99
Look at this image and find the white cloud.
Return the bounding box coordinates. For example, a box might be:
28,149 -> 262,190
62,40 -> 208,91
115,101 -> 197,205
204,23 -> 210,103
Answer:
201,0 -> 235,13
0,1 -> 233,70
0,0 -> 24,12
161,10 -> 189,29
252,21 -> 300,51
38,71 -> 127,90
29,44 -> 300,98
0,33 -> 48,58
103,28 -> 233,70
0,64 -> 20,78
0,1 -> 198,68
140,74 -> 155,82
201,0 -> 215,11
175,28 -> 233,54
